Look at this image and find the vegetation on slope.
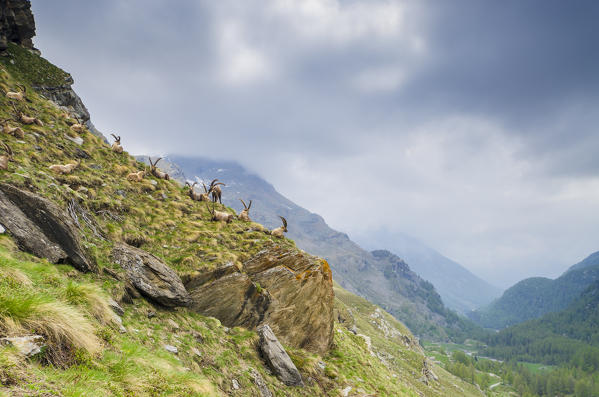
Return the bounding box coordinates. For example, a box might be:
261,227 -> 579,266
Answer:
470,252 -> 599,329
0,44 -> 482,396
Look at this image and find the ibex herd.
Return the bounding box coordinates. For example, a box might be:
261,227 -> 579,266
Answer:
0,82 -> 289,239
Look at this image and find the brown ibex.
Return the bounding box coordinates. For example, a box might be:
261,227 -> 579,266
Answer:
12,103 -> 43,126
0,142 -> 13,170
70,118 -> 86,134
184,182 -> 210,202
1,119 -> 24,139
49,159 -> 80,174
127,168 -> 146,182
110,134 -> 123,153
148,157 -> 170,180
5,85 -> 26,101
238,199 -> 252,222
206,202 -> 234,223
271,216 -> 288,238
209,179 -> 225,204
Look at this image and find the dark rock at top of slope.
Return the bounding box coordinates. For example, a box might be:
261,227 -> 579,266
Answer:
185,244 -> 334,355
111,244 -> 192,308
257,324 -> 304,387
0,0 -> 35,52
0,183 -> 97,272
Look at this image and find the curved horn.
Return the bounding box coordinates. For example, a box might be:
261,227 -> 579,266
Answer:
239,199 -> 247,210
154,157 -> 163,166
213,182 -> 226,187
110,133 -> 119,141
202,182 -> 208,193
184,181 -> 191,188
248,200 -> 252,210
148,156 -> 154,167
279,216 -> 287,228
1,141 -> 12,157
209,178 -> 219,187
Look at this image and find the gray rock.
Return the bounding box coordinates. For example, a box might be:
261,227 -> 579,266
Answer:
64,134 -> 83,146
108,298 -> 125,316
232,379 -> 239,390
164,344 -> 178,354
0,335 -> 44,357
0,224 -> 5,234
0,184 -> 96,272
250,368 -> 273,397
111,244 -> 191,307
257,325 -> 303,387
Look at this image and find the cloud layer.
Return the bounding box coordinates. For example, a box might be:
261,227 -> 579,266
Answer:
31,0 -> 599,287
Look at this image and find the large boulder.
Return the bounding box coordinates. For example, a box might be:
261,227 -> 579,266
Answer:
111,244 -> 191,307
0,184 -> 96,272
185,244 -> 334,354
257,324 -> 303,387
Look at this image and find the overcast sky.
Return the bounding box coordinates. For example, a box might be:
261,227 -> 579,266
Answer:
31,1 -> 599,287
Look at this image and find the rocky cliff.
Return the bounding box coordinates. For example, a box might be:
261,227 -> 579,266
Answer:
0,0 -> 35,52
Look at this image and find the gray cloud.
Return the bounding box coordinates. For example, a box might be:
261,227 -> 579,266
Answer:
31,0 -> 599,287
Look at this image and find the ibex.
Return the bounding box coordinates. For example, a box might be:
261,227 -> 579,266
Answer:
184,182 -> 210,202
238,199 -> 252,222
1,119 -> 24,139
148,157 -> 169,180
206,202 -> 234,223
12,103 -> 43,126
0,142 -> 13,170
49,159 -> 80,174
127,168 -> 146,182
70,119 -> 86,133
110,134 -> 123,153
271,216 -> 288,238
209,179 -> 225,204
5,85 -> 26,101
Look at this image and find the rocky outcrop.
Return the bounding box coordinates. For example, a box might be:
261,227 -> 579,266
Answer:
257,325 -> 303,387
185,245 -> 334,355
0,184 -> 96,272
0,335 -> 44,357
111,244 -> 192,307
0,0 -> 35,52
34,76 -> 91,124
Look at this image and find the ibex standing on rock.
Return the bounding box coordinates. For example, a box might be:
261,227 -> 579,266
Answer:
148,157 -> 170,180
0,142 -> 13,170
110,134 -> 123,153
271,216 -> 288,238
238,199 -> 252,222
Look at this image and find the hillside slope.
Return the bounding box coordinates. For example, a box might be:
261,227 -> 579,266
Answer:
470,251 -> 599,329
482,280 -> 599,370
0,6 -> 481,396
356,231 -> 501,313
155,156 -> 479,340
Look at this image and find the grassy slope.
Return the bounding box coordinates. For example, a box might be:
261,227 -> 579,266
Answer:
0,44 -> 480,396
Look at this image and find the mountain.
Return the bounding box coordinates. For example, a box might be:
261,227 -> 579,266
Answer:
154,155 -> 480,340
356,231 -> 501,313
0,5 -> 483,394
482,280 -> 599,369
470,251 -> 599,329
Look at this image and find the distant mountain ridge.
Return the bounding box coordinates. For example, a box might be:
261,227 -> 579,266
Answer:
356,232 -> 501,313
153,155 -> 480,340
470,251 -> 599,329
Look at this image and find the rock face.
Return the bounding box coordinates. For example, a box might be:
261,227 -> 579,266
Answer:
0,335 -> 45,357
185,245 -> 334,354
34,77 -> 91,124
257,325 -> 303,387
0,184 -> 96,272
0,0 -> 35,52
111,244 -> 192,307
